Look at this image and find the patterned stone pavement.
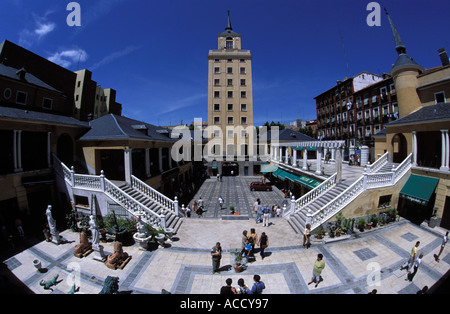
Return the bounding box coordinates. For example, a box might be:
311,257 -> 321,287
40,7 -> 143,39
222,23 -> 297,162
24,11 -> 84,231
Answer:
3,175 -> 449,294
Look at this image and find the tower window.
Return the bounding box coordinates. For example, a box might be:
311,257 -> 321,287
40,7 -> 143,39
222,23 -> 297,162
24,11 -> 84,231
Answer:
226,37 -> 234,49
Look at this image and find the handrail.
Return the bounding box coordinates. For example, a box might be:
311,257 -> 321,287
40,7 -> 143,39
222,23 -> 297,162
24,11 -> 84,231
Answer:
291,173 -> 337,216
306,153 -> 412,232
366,151 -> 388,173
131,175 -> 175,213
103,178 -> 164,227
52,155 -> 166,229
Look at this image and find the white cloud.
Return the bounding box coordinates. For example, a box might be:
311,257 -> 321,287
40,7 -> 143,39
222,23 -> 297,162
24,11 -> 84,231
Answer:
48,48 -> 88,69
18,11 -> 56,47
34,22 -> 56,37
91,46 -> 139,70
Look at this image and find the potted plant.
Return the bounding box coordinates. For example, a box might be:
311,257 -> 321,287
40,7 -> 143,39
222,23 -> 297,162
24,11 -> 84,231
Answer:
356,217 -> 366,232
328,224 -> 336,238
231,249 -> 245,273
229,206 -> 235,214
370,214 -> 379,228
316,228 -> 326,239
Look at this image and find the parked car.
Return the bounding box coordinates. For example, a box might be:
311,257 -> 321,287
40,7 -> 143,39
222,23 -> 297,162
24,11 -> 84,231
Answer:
250,182 -> 272,191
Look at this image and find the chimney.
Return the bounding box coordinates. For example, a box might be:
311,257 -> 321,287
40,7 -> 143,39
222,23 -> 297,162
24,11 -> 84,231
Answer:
16,68 -> 27,80
438,48 -> 450,66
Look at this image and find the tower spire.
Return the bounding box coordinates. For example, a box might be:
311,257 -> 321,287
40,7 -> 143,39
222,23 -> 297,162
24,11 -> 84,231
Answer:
225,10 -> 232,31
384,7 -> 406,55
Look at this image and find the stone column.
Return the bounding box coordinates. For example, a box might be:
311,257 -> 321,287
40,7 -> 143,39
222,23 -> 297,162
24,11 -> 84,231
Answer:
446,130 -> 450,169
279,147 -> 283,162
316,147 -> 322,174
145,148 -> 151,177
17,130 -> 22,171
335,147 -> 342,182
158,147 -> 163,173
292,148 -> 297,167
361,146 -> 369,166
441,130 -> 448,171
124,148 -> 133,183
331,147 -> 336,162
285,147 -> 289,164
303,148 -> 308,170
412,131 -> 418,166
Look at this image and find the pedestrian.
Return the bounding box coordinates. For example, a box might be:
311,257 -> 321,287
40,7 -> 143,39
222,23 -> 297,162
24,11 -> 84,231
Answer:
401,241 -> 420,271
251,275 -> 265,294
218,196 -> 224,209
276,204 -> 281,217
308,253 -> 326,288
407,253 -> 424,282
248,228 -> 258,255
198,197 -> 204,209
241,230 -> 248,254
220,278 -> 237,294
186,204 -> 191,218
217,173 -> 220,181
434,231 -> 448,262
259,232 -> 268,260
262,206 -> 270,227
237,278 -> 252,294
256,200 -> 262,223
193,200 -> 198,214
252,199 -> 259,214
242,239 -> 252,259
211,242 -> 222,274
303,224 -> 311,249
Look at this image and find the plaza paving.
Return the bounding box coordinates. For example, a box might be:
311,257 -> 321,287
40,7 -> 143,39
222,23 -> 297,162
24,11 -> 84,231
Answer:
2,174 -> 450,294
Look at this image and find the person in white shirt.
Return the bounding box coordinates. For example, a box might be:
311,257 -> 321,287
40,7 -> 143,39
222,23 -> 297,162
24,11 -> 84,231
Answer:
434,231 -> 448,262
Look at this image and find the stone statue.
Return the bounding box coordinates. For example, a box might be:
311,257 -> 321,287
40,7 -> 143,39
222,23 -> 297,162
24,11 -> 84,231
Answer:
74,231 -> 92,258
39,274 -> 63,291
46,205 -> 60,244
105,241 -> 130,270
89,215 -> 99,246
89,215 -> 105,261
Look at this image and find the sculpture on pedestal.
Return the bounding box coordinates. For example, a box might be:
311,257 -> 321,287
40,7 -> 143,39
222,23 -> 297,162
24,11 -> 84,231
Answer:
105,241 -> 131,270
46,205 -> 61,244
74,231 -> 92,258
89,215 -> 106,261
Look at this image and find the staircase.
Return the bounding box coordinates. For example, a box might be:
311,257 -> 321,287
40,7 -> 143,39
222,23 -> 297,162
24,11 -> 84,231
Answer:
285,152 -> 412,234
287,181 -> 351,234
118,183 -> 183,233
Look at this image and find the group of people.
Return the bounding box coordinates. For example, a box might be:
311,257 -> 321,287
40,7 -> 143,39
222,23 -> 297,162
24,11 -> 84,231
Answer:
185,197 -> 205,218
241,228 -> 269,260
253,199 -> 281,227
400,231 -> 448,282
220,275 -> 265,294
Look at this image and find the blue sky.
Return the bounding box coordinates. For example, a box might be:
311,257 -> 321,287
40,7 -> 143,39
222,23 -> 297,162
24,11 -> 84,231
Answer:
2,0 -> 450,126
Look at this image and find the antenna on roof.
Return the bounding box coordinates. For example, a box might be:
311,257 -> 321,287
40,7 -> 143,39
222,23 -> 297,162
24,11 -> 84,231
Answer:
77,51 -> 83,70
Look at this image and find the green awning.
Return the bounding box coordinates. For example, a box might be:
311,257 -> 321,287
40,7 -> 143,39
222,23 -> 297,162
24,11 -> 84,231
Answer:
400,175 -> 439,206
295,146 -> 317,151
261,162 -> 278,173
272,168 -> 321,189
295,176 -> 321,189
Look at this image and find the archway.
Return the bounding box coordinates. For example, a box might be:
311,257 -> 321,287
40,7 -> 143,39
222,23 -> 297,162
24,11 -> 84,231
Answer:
392,133 -> 407,163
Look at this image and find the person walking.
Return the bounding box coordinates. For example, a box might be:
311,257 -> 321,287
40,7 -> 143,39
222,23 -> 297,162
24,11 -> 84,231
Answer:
259,232 -> 269,260
218,196 -> 224,210
262,206 -> 270,227
303,224 -> 311,249
186,204 -> 191,218
401,241 -> 420,271
252,199 -> 259,214
308,253 -> 326,288
407,253 -> 424,282
248,228 -> 258,256
211,242 -> 223,274
241,230 -> 248,254
434,231 -> 448,262
256,200 -> 262,223
251,275 -> 265,294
